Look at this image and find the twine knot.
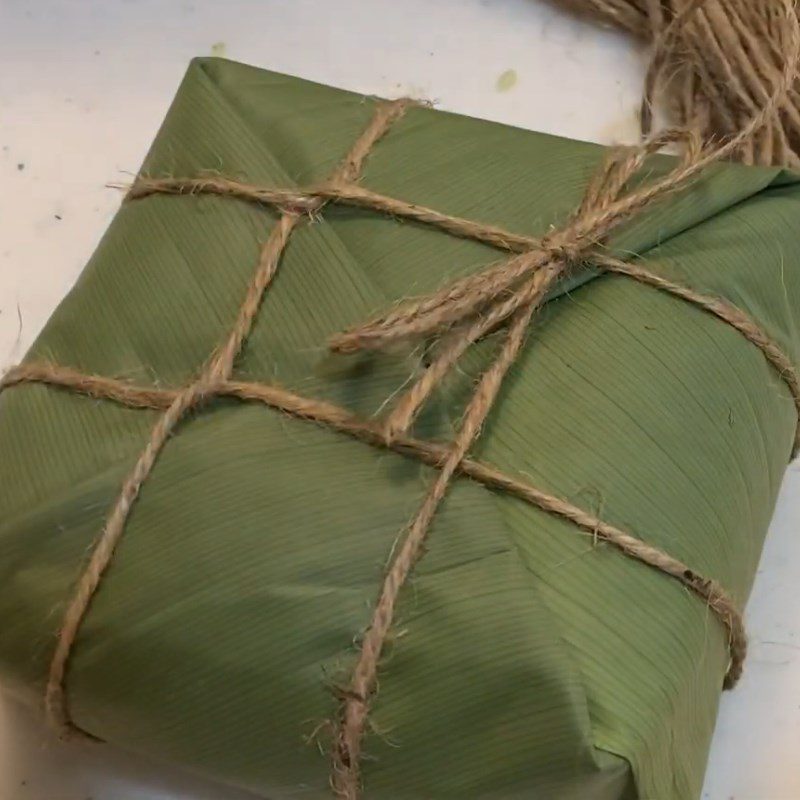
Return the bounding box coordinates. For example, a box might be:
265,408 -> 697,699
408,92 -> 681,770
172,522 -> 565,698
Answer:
327,129 -> 705,443
278,194 -> 322,216
540,230 -> 587,265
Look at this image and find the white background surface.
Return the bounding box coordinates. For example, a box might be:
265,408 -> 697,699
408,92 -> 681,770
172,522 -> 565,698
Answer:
0,1 -> 798,798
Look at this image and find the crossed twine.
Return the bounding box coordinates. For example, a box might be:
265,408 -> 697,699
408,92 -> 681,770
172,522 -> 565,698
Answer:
1,48 -> 799,800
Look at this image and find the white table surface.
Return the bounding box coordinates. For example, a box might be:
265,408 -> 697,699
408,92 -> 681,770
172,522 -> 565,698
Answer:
1,1 -> 799,798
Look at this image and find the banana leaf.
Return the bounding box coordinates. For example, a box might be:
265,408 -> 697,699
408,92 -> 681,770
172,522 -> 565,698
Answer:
1,57 -> 798,800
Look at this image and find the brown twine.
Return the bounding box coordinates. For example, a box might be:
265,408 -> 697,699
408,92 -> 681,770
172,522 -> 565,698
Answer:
0,359 -> 749,687
1,7 -> 798,794
555,0 -> 800,168
31,97 -> 413,740
121,176 -> 544,254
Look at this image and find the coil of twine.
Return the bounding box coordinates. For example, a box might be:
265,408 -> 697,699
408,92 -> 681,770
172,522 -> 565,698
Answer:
555,0 -> 800,167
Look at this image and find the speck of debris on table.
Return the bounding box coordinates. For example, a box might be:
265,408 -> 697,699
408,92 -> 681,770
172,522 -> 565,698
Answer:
55,214 -> 62,221
496,68 -> 518,92
17,162 -> 24,171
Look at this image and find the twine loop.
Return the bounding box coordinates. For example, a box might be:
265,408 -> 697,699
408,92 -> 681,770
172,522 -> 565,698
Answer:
324,118 -> 743,449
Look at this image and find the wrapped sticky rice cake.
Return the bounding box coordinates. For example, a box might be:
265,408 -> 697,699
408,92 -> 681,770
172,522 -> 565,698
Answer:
1,58 -> 799,799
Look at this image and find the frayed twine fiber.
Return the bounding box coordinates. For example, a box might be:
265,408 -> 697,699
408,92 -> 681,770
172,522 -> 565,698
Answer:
555,0 -> 800,167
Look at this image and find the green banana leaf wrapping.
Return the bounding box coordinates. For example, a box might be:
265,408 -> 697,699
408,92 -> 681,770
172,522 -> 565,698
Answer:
1,58 -> 799,799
